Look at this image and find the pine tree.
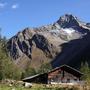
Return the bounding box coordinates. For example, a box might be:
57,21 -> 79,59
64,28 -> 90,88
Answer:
80,62 -> 90,83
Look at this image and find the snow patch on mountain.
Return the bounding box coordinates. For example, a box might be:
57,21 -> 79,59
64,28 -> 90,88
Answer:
62,28 -> 75,35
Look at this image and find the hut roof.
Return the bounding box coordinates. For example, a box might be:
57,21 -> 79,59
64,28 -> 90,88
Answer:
22,73 -> 47,82
49,64 -> 83,77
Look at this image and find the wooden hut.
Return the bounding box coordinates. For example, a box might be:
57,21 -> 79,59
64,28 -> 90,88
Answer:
22,65 -> 83,84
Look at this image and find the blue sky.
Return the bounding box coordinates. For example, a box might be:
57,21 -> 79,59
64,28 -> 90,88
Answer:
0,0 -> 90,38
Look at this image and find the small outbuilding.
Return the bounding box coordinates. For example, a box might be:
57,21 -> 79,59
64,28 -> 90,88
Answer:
22,65 -> 83,84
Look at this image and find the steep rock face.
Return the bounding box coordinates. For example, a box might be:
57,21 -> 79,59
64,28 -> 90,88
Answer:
7,30 -> 57,59
7,14 -> 90,69
32,34 -> 51,53
7,28 -> 58,69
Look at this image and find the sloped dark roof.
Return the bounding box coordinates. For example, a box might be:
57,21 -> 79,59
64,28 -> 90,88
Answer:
22,74 -> 41,81
49,64 -> 83,77
22,73 -> 48,82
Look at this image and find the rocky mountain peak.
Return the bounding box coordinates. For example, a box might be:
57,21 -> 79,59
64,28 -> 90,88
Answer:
59,14 -> 76,21
56,14 -> 80,29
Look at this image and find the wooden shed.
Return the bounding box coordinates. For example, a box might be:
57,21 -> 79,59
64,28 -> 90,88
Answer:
48,65 -> 83,84
22,65 -> 83,84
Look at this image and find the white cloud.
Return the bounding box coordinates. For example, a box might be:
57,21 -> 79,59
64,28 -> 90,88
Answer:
0,2 -> 7,8
12,4 -> 19,9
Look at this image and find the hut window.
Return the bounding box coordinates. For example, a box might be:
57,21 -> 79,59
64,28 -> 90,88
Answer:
74,79 -> 77,81
67,79 -> 70,83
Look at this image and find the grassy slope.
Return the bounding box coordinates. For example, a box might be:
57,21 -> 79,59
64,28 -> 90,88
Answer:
0,85 -> 59,90
0,84 -> 79,90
